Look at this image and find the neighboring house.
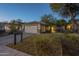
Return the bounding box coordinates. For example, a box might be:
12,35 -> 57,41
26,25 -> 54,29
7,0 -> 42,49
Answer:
0,22 -> 12,33
72,20 -> 79,32
66,19 -> 79,32
40,20 -> 78,33
5,23 -> 25,33
40,22 -> 56,33
0,22 -> 7,33
0,22 -> 5,31
4,23 -> 11,33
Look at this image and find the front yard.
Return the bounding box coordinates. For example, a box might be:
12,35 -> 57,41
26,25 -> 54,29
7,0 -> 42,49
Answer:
7,33 -> 79,56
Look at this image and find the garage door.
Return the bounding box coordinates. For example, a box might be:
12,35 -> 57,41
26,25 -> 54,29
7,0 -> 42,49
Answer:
25,26 -> 38,33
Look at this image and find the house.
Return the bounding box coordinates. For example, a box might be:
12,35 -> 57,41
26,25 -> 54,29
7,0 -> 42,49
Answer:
2,19 -> 79,34
0,22 -> 5,30
4,23 -> 11,33
24,21 -> 40,33
1,21 -> 40,34
0,22 -> 13,33
40,22 -> 56,33
4,22 -> 25,33
66,19 -> 79,32
0,22 -> 7,33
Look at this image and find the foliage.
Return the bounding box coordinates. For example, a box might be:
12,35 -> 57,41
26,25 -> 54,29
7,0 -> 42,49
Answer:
9,19 -> 22,33
9,20 -> 18,33
61,33 -> 79,55
50,3 -> 64,11
50,3 -> 79,18
41,14 -> 54,26
50,3 -> 79,32
55,19 -> 67,26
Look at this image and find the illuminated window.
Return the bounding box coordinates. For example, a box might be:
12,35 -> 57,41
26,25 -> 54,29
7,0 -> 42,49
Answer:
67,24 -> 72,30
51,26 -> 56,32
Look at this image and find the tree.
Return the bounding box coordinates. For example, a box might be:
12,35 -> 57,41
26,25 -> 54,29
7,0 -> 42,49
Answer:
9,20 -> 18,45
41,14 -> 54,32
9,19 -> 23,45
16,19 -> 23,42
50,3 -> 79,32
55,19 -> 67,32
41,14 -> 50,24
55,19 -> 66,26
68,20 -> 72,24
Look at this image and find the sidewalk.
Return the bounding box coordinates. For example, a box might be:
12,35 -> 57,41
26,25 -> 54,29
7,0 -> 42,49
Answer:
0,45 -> 30,56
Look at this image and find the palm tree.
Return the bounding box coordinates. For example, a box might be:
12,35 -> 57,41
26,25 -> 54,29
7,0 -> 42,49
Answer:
50,3 -> 79,32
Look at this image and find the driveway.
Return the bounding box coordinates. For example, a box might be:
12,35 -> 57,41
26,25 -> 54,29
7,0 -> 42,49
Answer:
0,33 -> 32,45
0,45 -> 30,56
0,33 -> 33,56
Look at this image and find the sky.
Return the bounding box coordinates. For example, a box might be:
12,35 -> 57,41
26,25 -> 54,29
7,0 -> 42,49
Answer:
0,3 -> 62,22
0,3 -> 79,22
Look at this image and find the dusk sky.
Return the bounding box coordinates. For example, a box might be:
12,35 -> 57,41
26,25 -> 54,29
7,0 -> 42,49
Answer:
0,3 -> 61,22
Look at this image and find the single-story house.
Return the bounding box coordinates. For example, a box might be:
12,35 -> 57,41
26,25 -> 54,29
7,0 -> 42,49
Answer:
1,19 -> 79,34
40,19 -> 79,33
0,21 -> 40,34
4,23 -> 25,33
40,22 -> 56,33
0,22 -> 7,33
24,21 -> 40,33
66,20 -> 79,33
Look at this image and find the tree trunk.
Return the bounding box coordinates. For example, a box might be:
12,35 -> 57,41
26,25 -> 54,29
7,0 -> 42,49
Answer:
14,33 -> 17,45
68,8 -> 79,33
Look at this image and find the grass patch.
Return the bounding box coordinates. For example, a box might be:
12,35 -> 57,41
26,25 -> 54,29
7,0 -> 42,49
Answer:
7,33 -> 79,56
61,33 -> 79,56
8,33 -> 62,56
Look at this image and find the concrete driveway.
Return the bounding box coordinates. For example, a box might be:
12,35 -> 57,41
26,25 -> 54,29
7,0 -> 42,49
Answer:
0,33 -> 32,56
0,33 -> 32,45
0,45 -> 30,56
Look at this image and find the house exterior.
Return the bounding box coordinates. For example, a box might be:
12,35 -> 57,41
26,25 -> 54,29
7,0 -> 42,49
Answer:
24,22 -> 40,33
40,20 -> 79,33
40,22 -> 56,33
0,22 -> 14,33
1,19 -> 79,34
0,21 -> 40,34
4,23 -> 25,33
4,23 -> 11,32
66,20 -> 79,33
0,22 -> 7,33
0,22 -> 5,31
